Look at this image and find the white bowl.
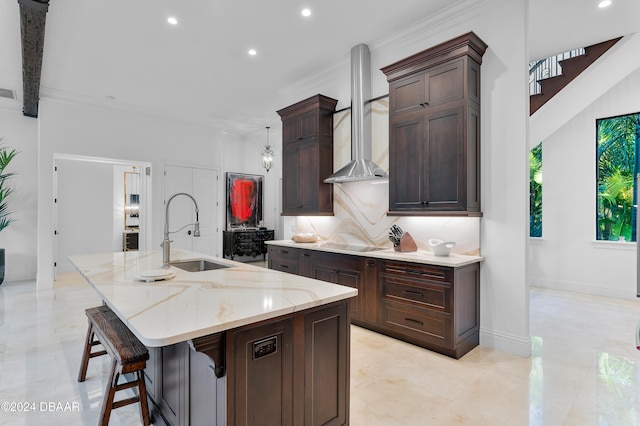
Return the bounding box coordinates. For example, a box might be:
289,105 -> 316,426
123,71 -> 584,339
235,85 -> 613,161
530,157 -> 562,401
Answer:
428,239 -> 456,256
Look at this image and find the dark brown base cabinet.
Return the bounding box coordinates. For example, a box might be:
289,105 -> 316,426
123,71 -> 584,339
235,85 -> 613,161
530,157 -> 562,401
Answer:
268,245 -> 480,359
144,300 -> 351,425
228,301 -> 350,426
379,260 -> 480,359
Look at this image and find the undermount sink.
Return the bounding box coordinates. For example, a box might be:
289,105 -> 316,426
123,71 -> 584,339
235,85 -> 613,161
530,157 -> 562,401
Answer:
171,259 -> 232,272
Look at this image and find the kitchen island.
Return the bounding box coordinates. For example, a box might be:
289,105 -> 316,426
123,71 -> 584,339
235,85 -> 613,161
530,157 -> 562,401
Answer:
69,249 -> 356,426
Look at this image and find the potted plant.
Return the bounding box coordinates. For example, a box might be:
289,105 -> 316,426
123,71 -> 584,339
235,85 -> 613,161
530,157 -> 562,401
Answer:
0,139 -> 18,285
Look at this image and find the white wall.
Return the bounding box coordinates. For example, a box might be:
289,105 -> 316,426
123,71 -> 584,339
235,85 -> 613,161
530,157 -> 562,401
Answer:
278,0 -> 531,356
0,108 -> 38,282
529,68 -> 640,299
236,131 -> 282,234
224,129 -> 283,260
37,99 -> 226,288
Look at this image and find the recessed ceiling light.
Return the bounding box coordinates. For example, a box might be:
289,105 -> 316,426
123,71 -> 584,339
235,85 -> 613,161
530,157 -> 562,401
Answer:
248,49 -> 257,56
598,0 -> 612,8
301,8 -> 311,17
167,17 -> 178,25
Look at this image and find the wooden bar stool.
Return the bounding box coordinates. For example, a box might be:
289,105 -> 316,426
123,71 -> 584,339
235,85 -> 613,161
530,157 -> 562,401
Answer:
78,305 -> 150,426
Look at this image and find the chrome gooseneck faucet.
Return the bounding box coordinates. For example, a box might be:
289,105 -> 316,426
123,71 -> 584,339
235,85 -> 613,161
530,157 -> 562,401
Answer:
162,192 -> 200,268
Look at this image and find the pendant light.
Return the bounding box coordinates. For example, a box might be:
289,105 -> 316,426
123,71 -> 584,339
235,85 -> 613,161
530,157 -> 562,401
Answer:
261,126 -> 274,173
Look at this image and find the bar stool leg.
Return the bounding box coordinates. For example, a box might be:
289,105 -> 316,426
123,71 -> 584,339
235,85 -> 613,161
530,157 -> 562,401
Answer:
99,359 -> 119,426
136,370 -> 151,426
78,321 -> 95,382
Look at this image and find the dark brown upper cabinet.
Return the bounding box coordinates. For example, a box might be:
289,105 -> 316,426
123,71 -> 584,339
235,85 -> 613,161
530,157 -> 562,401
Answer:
277,94 -> 338,216
382,32 -> 487,216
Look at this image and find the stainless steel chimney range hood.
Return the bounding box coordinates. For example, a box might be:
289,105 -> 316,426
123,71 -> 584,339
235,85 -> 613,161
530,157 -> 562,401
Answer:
324,44 -> 387,183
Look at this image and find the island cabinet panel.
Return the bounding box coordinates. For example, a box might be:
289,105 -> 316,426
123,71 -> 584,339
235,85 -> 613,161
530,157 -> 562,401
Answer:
189,349 -> 222,426
277,94 -> 338,216
302,301 -> 349,426
227,300 -> 350,426
144,347 -> 161,402
227,318 -> 295,426
159,343 -> 190,426
382,32 -> 487,216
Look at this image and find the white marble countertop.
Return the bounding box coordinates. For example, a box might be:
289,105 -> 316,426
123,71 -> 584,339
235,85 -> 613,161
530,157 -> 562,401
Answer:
266,240 -> 484,267
69,250 -> 357,347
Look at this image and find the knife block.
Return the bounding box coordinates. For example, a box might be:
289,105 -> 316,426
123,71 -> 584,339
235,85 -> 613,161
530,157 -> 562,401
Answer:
393,232 -> 418,252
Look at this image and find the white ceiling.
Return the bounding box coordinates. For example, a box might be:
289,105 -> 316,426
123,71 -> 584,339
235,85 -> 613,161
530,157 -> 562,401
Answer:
1,0 -> 638,136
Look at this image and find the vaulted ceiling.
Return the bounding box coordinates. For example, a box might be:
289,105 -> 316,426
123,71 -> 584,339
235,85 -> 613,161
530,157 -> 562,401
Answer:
2,0 -> 639,135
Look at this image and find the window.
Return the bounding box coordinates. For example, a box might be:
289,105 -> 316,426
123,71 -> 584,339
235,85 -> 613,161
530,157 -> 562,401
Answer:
530,143 -> 542,237
596,112 -> 640,242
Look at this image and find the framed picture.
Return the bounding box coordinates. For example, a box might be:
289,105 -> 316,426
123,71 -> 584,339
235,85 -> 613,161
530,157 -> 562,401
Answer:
226,172 -> 263,229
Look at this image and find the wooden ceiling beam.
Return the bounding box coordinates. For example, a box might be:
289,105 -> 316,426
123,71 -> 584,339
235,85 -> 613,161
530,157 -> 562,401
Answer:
18,0 -> 49,118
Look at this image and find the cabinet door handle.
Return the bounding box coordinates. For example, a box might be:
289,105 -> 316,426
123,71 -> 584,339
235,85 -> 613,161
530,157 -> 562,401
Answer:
366,261 -> 376,267
405,269 -> 426,275
279,264 -> 289,269
404,290 -> 424,298
419,102 -> 429,107
279,250 -> 289,254
404,318 -> 424,326
302,253 -> 310,257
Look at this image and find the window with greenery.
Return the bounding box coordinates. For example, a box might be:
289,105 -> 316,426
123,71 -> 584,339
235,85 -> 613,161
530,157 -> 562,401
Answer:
596,112 -> 640,242
530,143 -> 542,237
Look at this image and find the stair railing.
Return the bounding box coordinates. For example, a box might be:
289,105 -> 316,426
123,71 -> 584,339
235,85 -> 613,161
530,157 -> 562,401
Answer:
529,48 -> 585,96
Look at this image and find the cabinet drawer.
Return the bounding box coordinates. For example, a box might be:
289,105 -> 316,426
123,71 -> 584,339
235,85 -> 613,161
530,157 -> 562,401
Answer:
383,261 -> 449,282
268,246 -> 298,261
382,301 -> 452,348
269,258 -> 299,275
383,278 -> 450,313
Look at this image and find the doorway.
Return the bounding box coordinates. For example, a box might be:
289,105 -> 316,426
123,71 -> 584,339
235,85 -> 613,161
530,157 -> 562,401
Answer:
53,155 -> 150,278
163,164 -> 220,257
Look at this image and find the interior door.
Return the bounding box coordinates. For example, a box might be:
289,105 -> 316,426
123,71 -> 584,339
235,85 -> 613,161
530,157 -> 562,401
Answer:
164,165 -> 219,256
191,168 -> 217,256
55,160 -> 114,273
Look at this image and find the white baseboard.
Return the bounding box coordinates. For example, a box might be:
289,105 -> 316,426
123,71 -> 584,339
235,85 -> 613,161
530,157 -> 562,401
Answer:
530,277 -> 638,300
479,328 -> 532,358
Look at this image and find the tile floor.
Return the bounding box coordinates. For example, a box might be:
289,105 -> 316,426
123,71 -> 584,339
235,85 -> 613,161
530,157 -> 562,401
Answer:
0,274 -> 639,425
